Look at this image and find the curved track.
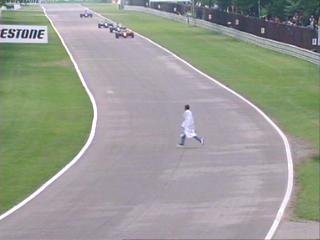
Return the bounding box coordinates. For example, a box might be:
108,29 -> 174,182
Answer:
0,4 -> 289,239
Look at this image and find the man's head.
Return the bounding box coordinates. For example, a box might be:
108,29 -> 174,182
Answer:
185,104 -> 190,110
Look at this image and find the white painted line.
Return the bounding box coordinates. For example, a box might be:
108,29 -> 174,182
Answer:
0,6 -> 98,221
91,8 -> 293,240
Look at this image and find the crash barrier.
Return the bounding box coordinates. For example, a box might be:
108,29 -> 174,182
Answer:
125,0 -> 148,6
148,1 -> 190,16
124,5 -> 320,65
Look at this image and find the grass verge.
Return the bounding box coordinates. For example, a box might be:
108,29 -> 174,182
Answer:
295,156 -> 320,221
86,4 -> 320,221
0,7 -> 92,213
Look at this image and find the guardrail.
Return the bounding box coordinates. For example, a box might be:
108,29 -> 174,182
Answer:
124,5 -> 320,65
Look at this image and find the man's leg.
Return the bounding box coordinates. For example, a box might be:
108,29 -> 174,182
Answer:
179,134 -> 186,146
194,135 -> 204,145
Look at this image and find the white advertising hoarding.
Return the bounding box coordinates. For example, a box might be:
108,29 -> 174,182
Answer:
0,24 -> 48,44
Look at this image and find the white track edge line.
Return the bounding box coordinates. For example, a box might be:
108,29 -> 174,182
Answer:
91,8 -> 293,240
0,5 -> 98,222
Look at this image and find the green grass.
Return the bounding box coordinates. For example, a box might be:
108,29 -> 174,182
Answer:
296,156 -> 320,221
86,4 -> 320,221
0,7 -> 92,213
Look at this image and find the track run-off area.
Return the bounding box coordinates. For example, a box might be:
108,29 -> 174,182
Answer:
0,4 -> 292,239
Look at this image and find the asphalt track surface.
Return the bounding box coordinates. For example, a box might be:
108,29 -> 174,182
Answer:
0,4 -> 289,239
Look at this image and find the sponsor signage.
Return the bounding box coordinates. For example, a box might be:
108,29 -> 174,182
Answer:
0,24 -> 48,44
312,38 -> 317,46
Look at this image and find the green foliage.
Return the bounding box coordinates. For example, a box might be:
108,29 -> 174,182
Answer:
197,0 -> 215,8
201,0 -> 319,20
233,0 -> 258,16
285,0 -> 320,18
215,0 -> 232,10
264,0 -> 287,19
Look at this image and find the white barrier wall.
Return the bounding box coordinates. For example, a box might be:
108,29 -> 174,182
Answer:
124,6 -> 320,65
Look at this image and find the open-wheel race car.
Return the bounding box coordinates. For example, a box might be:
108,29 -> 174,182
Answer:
115,28 -> 134,39
98,21 -> 114,28
109,24 -> 125,33
80,11 -> 93,18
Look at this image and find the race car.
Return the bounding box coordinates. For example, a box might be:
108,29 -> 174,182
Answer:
80,11 -> 93,18
109,24 -> 125,33
115,28 -> 134,39
98,21 -> 114,28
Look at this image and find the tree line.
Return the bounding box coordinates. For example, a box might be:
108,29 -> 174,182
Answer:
196,0 -> 319,25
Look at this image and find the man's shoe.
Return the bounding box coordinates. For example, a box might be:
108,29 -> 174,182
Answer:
200,138 -> 204,145
177,144 -> 184,147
